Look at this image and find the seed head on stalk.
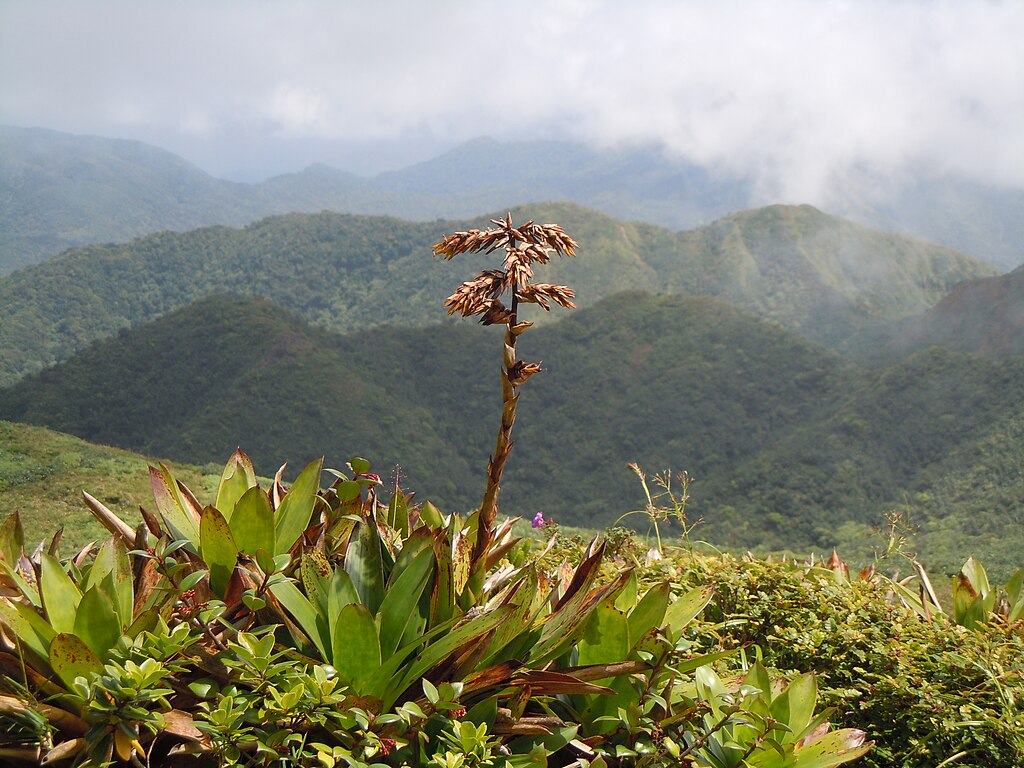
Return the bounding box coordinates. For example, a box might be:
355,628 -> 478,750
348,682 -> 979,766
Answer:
433,213 -> 578,573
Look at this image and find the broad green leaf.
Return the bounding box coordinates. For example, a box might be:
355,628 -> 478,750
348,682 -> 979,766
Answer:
74,586 -> 121,660
271,580 -> 329,661
533,566 -> 632,664
627,581 -> 669,649
960,556 -> 991,597
387,489 -> 409,536
742,661 -> 773,717
664,586 -> 713,633
695,665 -> 730,719
578,603 -> 630,668
49,633 -> 103,690
787,729 -> 872,768
387,605 -> 512,707
301,550 -> 333,617
430,528 -> 456,625
40,554 -> 82,634
481,567 -> 538,666
332,603 -> 381,692
0,601 -> 56,666
274,458 -> 324,555
1006,568 -> 1024,606
1004,568 -> 1024,622
346,516 -> 385,614
0,512 -> 24,566
0,557 -> 39,606
377,546 -> 435,659
215,449 -> 257,520
420,501 -> 445,529
349,457 -> 371,476
84,537 -> 133,628
149,464 -> 201,550
614,571 -> 639,613
229,486 -> 275,555
334,481 -> 361,503
200,506 -> 239,597
327,568 -> 360,631
771,672 -> 818,736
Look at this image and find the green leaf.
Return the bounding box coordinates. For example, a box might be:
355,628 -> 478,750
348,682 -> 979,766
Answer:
335,481 -> 361,503
271,580 -> 329,662
349,457 -> 371,476
614,571 -> 639,613
0,512 -> 24,566
387,489 -> 409,536
149,464 -> 201,550
377,546 -> 435,659
663,586 -> 713,633
327,568 -> 360,632
73,586 -> 121,660
332,603 -> 381,692
49,633 -> 103,690
1007,568 -> 1024,622
772,672 -> 818,736
420,501 -> 445,529
229,486 -> 275,555
0,601 -> 56,667
578,603 -> 630,668
40,553 -> 82,634
215,449 -> 257,520
346,516 -> 385,614
790,729 -> 872,768
200,506 -> 239,597
386,605 -> 512,707
274,458 -> 324,555
302,550 -> 333,617
84,537 -> 133,629
627,581 -> 669,649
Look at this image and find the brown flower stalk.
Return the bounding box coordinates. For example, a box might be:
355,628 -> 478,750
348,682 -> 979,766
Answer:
434,213 -> 578,564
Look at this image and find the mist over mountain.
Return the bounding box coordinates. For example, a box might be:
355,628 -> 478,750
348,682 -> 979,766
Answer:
0,202 -> 993,388
2,126 -> 1021,273
1,293 -> 1020,576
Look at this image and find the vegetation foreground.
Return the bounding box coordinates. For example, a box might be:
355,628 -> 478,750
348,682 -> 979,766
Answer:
0,215 -> 1020,767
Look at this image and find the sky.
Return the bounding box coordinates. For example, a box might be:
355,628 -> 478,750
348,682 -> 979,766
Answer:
2,0 -> 1023,199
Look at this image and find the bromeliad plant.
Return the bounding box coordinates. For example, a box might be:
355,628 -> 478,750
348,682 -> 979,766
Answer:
433,214 -> 577,597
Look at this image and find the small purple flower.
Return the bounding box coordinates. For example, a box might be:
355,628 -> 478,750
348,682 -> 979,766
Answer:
532,512 -> 545,529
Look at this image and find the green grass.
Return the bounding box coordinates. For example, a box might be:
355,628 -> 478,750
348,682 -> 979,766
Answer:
0,420 -> 217,552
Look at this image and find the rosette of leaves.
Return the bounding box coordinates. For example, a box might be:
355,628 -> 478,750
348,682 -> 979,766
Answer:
433,214 -> 577,596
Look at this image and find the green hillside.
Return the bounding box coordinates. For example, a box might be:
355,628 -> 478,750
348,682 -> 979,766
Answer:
886,264 -> 1024,359
5,126 -> 1022,273
2,292 -> 1020,574
0,203 -> 993,386
0,420 -> 215,552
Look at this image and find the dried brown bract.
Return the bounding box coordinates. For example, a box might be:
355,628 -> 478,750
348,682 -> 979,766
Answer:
433,213 -> 578,578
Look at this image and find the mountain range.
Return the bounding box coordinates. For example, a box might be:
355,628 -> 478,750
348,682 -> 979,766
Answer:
0,202 -> 994,387
2,124 -> 1022,578
1,292 -> 1020,578
2,125 -> 1022,273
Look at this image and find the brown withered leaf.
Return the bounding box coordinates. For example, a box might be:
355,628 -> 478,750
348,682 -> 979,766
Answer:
507,361 -> 542,386
516,283 -> 575,311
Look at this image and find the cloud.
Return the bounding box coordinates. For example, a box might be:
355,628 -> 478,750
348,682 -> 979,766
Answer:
1,0 -> 1022,196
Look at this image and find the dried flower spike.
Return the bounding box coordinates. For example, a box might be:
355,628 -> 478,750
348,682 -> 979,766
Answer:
432,213 -> 578,582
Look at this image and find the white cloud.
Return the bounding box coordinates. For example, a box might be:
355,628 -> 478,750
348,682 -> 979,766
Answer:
1,0 -> 1021,194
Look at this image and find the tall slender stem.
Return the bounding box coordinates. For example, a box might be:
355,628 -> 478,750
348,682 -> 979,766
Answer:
476,255 -> 519,561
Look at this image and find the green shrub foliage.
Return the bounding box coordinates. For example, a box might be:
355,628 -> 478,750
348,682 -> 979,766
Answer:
0,454 -> 871,767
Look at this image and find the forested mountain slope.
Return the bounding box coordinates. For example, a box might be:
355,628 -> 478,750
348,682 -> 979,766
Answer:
2,292 -> 1020,571
0,203 -> 993,386
4,126 -> 1021,272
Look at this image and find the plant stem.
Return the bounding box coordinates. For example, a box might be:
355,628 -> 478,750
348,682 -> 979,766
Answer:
476,275 -> 519,562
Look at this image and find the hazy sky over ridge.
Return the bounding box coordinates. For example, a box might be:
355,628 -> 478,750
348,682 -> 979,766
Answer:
2,0 -> 1022,198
